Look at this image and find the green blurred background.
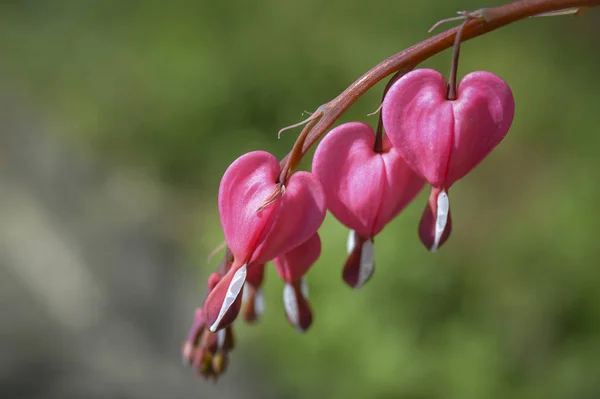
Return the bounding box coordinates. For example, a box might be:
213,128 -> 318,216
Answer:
1,1 -> 599,399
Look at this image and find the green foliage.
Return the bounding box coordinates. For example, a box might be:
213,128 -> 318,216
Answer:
3,2 -> 600,398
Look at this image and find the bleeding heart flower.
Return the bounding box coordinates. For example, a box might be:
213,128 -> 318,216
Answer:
204,151 -> 326,332
273,233 -> 321,332
312,122 -> 424,287
382,68 -> 514,251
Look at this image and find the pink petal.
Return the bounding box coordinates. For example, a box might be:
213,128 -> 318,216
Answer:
245,263 -> 266,288
374,136 -> 425,234
447,71 -> 515,186
382,69 -> 454,187
210,150 -> 326,331
382,69 -> 514,188
251,171 -> 326,264
313,122 -> 424,237
218,151 -> 281,265
274,233 -> 321,283
218,151 -> 326,267
203,262 -> 246,332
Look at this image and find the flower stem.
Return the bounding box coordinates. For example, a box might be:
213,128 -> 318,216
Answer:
446,18 -> 470,100
374,69 -> 411,153
280,0 -> 599,169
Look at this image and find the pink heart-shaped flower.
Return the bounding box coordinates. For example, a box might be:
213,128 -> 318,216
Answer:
219,150 -> 326,266
382,68 -> 515,188
312,121 -> 424,285
205,150 -> 326,331
312,121 -> 424,237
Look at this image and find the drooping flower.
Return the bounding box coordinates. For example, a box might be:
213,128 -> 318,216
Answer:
273,233 -> 321,332
382,69 -> 515,251
312,122 -> 425,288
204,151 -> 326,332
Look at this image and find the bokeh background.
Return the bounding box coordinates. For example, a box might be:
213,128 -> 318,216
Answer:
1,1 -> 599,398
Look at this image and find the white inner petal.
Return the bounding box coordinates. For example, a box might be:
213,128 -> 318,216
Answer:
355,239 -> 374,289
254,289 -> 265,316
283,283 -> 299,328
346,229 -> 356,255
209,264 -> 247,332
299,278 -> 309,299
216,328 -> 226,350
432,190 -> 449,253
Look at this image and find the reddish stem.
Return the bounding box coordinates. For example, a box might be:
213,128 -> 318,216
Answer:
446,18 -> 470,101
374,69 -> 411,153
280,0 -> 599,168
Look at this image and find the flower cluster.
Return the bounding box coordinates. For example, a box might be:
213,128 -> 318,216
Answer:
182,67 -> 514,380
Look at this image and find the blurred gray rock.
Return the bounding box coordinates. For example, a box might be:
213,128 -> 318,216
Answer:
0,83 -> 265,399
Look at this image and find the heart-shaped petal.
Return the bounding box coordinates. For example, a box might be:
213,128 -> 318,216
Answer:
274,233 -> 321,283
208,151 -> 326,331
218,151 -> 281,264
218,151 -> 326,266
252,171 -> 326,264
382,69 -> 514,188
312,122 -> 424,237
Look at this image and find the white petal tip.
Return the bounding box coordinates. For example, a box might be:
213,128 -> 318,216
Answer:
283,283 -> 299,328
210,264 -> 247,331
355,239 -> 374,289
433,190 -> 449,251
347,230 -> 356,255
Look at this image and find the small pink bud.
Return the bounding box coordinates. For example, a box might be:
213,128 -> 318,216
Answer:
382,69 -> 514,251
273,233 -> 321,283
182,308 -> 205,365
205,151 -> 326,331
274,234 -> 320,332
207,272 -> 223,292
312,122 -> 424,284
